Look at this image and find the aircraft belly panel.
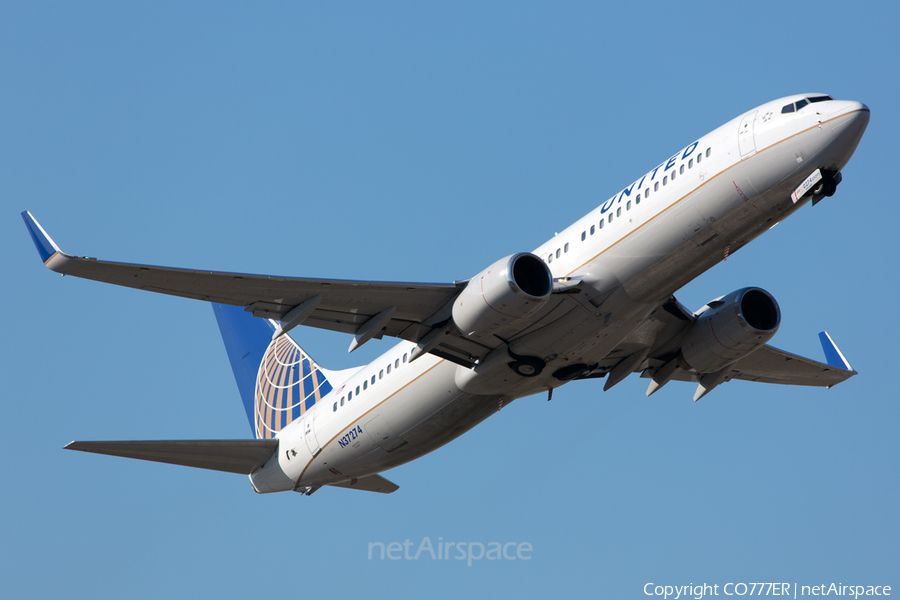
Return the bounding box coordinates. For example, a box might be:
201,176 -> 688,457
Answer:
300,360 -> 477,485
365,393 -> 504,473
304,390 -> 501,485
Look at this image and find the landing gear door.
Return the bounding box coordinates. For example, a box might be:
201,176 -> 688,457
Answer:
738,110 -> 758,159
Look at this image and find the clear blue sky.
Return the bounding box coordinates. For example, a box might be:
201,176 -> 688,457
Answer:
3,2 -> 897,598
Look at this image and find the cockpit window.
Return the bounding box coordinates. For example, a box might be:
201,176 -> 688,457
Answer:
782,96 -> 832,115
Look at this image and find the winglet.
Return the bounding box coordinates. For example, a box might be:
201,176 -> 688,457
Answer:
21,211 -> 65,264
818,331 -> 855,372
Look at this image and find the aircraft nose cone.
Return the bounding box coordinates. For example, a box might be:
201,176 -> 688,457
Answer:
828,100 -> 870,122
826,100 -> 869,165
825,100 -> 869,137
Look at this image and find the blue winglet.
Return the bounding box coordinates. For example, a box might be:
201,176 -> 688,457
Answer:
819,331 -> 854,372
21,211 -> 62,264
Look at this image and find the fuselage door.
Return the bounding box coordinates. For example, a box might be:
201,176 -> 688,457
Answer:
738,111 -> 758,159
304,408 -> 321,457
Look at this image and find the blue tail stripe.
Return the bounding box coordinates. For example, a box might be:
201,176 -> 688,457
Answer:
212,304 -> 276,435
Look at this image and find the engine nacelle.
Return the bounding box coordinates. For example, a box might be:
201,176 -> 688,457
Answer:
452,252 -> 553,342
680,287 -> 781,374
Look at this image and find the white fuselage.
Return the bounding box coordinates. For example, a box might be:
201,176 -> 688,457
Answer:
250,95 -> 869,493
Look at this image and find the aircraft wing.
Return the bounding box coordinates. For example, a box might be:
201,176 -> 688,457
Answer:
65,439 -> 279,474
580,296 -> 856,395
712,338 -> 856,387
23,211 -> 494,366
633,342 -> 857,387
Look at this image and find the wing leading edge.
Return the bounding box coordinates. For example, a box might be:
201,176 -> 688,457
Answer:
22,211 -> 493,366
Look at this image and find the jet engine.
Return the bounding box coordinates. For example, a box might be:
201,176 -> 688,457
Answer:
680,287 -> 780,374
452,252 -> 553,342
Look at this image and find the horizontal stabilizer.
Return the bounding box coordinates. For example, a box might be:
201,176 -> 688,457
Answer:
328,473 -> 399,494
64,439 -> 278,474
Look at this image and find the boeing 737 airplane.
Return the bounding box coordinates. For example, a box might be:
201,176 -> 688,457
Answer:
23,93 -> 869,496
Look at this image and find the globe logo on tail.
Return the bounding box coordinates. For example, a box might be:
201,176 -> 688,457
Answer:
254,335 -> 332,439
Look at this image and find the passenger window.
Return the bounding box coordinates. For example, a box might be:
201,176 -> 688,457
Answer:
697,153 -> 702,164
349,391 -> 353,400
626,201 -> 631,210
635,197 -> 640,205
395,359 -> 399,368
644,188 -> 649,198
333,402 -> 337,412
654,182 -> 659,191
387,364 -> 391,374
689,158 -> 693,168
608,214 -> 613,223
581,231 -> 585,241
371,375 -> 376,385
363,380 -> 368,390
341,396 -> 345,406
564,243 -> 569,253
599,220 -> 604,229
555,249 -> 560,258
356,386 -> 360,395
663,176 -> 668,186
705,148 -> 711,158
679,165 -> 684,175
548,254 -> 553,263
671,170 -> 676,181
616,207 -> 621,217
403,353 -> 407,363
590,225 -> 595,235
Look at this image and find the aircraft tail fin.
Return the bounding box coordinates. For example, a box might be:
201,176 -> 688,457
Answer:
212,303 -> 334,439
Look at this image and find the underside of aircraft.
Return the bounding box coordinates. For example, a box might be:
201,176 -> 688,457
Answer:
23,93 -> 869,495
